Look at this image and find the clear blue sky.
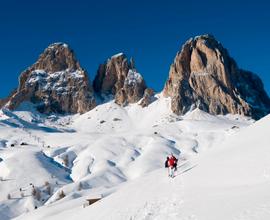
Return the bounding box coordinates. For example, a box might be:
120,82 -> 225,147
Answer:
0,0 -> 269,98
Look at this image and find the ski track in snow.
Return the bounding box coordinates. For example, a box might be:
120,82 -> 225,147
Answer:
130,162 -> 198,220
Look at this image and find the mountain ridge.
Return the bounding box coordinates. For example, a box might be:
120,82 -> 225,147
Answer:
163,34 -> 270,119
1,34 -> 270,119
2,43 -> 96,114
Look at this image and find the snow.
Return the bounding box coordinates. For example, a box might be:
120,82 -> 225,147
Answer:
0,94 -> 265,220
111,52 -> 124,58
124,69 -> 143,86
48,43 -> 69,49
25,69 -> 84,94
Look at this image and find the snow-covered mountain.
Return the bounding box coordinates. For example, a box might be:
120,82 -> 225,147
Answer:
93,53 -> 148,106
163,34 -> 270,119
1,34 -> 269,118
0,34 -> 270,220
2,43 -> 96,114
0,93 -> 256,220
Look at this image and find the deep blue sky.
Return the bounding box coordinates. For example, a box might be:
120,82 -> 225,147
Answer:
0,0 -> 269,98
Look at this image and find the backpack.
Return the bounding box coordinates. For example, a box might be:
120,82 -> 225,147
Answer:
165,160 -> 168,168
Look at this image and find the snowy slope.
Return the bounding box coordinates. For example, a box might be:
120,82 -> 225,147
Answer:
16,114 -> 270,220
0,95 -> 254,219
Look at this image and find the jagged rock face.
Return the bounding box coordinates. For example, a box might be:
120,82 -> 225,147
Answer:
93,53 -> 147,105
140,88 -> 155,107
6,43 -> 96,114
163,34 -> 270,119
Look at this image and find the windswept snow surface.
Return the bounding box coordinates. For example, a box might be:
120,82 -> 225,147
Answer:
0,95 -> 256,219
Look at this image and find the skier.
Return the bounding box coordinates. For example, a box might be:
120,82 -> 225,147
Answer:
164,156 -> 169,176
167,154 -> 177,178
171,154 -> 178,171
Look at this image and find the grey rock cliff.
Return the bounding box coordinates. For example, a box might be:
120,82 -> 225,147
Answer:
93,53 -> 149,106
163,34 -> 270,119
5,43 -> 96,114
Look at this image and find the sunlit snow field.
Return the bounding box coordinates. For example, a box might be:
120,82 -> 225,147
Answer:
1,94 -> 268,220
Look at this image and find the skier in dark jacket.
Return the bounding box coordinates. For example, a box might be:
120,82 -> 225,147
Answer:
165,156 -> 169,176
165,157 -> 169,168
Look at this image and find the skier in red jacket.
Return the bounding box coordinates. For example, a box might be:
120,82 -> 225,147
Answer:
167,154 -> 178,178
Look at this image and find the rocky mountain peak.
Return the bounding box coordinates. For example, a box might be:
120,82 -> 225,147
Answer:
163,34 -> 270,119
5,43 -> 96,114
93,53 -> 151,106
1,35 -> 269,119
32,42 -> 80,73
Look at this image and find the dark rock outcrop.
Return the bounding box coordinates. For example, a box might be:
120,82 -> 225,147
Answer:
140,88 -> 155,107
163,34 -> 270,119
5,43 -> 96,114
93,53 -> 148,106
0,100 -> 4,109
